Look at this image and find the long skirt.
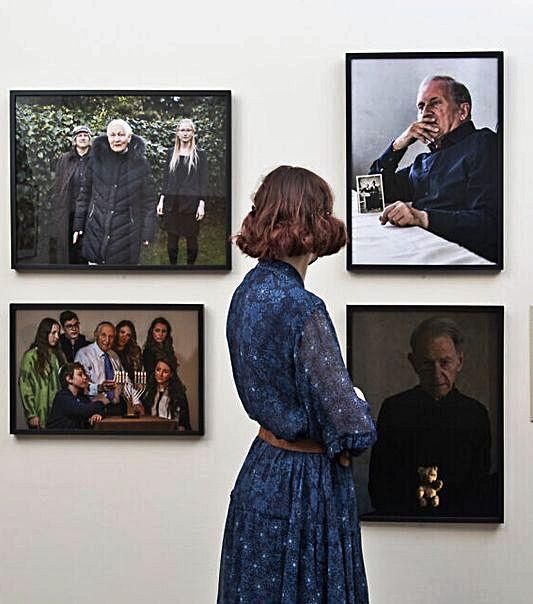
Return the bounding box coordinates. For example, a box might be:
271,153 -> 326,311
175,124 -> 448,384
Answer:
217,437 -> 370,604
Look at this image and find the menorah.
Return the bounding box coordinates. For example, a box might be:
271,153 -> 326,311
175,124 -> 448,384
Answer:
114,370 -> 147,417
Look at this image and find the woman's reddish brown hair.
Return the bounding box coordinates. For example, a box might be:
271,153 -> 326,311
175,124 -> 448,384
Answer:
235,166 -> 347,259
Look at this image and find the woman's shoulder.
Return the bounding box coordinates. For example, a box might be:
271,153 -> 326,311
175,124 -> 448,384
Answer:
232,262 -> 324,318
21,347 -> 37,363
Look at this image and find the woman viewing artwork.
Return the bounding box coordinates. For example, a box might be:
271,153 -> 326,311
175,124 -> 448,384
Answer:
18,318 -> 66,429
142,317 -> 177,377
112,319 -> 143,381
157,118 -> 208,265
73,119 -> 155,265
142,355 -> 191,431
217,166 -> 377,603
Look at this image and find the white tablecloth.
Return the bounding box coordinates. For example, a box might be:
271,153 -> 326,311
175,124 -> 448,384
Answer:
351,213 -> 494,266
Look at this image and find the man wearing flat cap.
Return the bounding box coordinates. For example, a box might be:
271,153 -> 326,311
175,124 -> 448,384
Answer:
50,125 -> 93,264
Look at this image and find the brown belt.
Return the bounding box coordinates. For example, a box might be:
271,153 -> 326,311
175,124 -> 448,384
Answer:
258,426 -> 325,454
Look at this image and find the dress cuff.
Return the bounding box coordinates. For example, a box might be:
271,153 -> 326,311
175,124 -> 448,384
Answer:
325,431 -> 377,460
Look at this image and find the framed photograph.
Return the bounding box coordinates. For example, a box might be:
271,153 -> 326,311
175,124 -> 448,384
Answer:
11,90 -> 231,271
530,307 -> 533,422
355,174 -> 384,214
346,52 -> 503,270
10,304 -> 204,436
347,305 -> 503,523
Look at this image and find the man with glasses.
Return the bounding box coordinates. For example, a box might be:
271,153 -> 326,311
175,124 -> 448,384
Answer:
59,310 -> 89,362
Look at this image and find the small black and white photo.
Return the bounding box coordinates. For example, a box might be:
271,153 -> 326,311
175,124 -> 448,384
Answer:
355,174 -> 385,214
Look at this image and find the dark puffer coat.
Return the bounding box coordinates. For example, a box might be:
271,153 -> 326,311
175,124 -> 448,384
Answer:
73,134 -> 155,265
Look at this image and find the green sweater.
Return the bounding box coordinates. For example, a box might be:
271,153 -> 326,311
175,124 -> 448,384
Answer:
18,348 -> 61,426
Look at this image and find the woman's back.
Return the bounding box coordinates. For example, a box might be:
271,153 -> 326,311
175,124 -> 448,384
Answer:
228,259 -> 375,454
227,259 -> 317,440
218,166 -> 376,603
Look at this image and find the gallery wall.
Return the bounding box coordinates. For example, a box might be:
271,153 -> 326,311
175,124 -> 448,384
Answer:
1,1 -> 532,603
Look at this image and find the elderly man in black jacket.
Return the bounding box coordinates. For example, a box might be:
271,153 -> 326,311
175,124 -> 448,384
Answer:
372,75 -> 499,263
368,317 -> 494,517
73,119 -> 155,265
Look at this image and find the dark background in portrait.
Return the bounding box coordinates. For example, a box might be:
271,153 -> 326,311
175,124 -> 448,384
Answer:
12,91 -> 231,268
12,306 -> 201,433
347,306 -> 502,518
349,56 -> 499,180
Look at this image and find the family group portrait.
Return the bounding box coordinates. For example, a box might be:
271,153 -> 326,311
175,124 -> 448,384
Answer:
10,304 -> 204,435
347,52 -> 503,269
347,306 -> 503,522
11,91 -> 231,270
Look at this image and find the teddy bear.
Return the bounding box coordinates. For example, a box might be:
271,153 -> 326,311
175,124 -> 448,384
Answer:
417,466 -> 443,508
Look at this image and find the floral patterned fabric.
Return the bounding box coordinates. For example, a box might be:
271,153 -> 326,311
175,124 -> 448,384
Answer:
218,260 -> 376,603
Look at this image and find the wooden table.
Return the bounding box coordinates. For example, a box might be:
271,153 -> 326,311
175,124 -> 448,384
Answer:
93,416 -> 178,432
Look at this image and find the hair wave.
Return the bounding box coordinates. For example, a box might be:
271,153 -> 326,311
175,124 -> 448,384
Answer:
235,166 -> 346,259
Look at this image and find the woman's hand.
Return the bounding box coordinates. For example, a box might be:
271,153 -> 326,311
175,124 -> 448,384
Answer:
157,196 -> 164,216
28,416 -> 40,428
73,231 -> 83,244
133,403 -> 145,416
337,451 -> 351,467
196,199 -> 205,221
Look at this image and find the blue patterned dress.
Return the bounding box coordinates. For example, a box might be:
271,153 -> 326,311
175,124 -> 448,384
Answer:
218,260 -> 377,603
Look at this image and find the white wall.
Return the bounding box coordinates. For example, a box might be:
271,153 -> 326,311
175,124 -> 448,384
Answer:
1,1 -> 532,602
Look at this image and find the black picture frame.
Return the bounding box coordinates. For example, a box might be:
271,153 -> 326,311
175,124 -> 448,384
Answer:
10,303 -> 205,436
10,90 -> 232,271
346,305 -> 504,523
346,52 -> 503,271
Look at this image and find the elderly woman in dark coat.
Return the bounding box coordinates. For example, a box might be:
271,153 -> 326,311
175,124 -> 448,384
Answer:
73,119 -> 155,265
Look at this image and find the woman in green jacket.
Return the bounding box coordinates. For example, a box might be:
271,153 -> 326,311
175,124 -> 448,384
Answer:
19,318 -> 66,428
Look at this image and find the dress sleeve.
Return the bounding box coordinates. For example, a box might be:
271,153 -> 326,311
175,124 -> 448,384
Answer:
295,304 -> 376,459
161,149 -> 171,196
198,150 -> 208,198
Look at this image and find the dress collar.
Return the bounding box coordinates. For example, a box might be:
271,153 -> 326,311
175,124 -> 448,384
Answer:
429,120 -> 475,152
258,259 -> 305,286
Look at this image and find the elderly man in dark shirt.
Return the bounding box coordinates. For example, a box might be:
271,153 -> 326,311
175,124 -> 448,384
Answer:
368,318 -> 494,517
371,75 -> 499,262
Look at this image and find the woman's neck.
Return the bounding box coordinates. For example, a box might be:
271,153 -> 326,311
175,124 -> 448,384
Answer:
178,142 -> 192,156
278,254 -> 313,281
